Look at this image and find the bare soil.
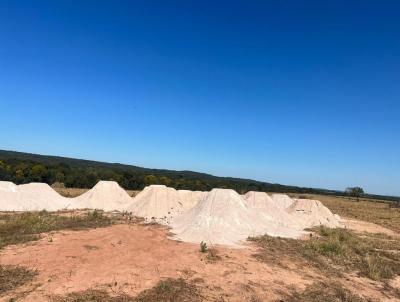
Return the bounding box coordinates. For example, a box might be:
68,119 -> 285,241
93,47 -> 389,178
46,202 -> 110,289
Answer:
0,220 -> 397,301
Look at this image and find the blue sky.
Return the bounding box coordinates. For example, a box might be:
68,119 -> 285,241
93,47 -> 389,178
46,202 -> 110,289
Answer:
0,1 -> 399,195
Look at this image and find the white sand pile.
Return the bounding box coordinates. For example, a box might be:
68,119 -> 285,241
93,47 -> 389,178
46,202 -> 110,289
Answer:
286,198 -> 341,229
68,181 -> 132,212
0,181 -> 17,192
0,182 -> 68,211
271,193 -> 295,209
244,191 -> 302,229
127,185 -> 184,223
171,188 -> 305,246
177,190 -> 208,210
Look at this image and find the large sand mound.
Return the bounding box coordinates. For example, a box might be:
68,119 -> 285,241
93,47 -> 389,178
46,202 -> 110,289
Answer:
244,191 -> 302,229
286,198 -> 341,229
271,193 -> 295,209
171,188 -> 305,246
0,182 -> 68,211
177,190 -> 208,210
69,181 -> 132,211
127,185 -> 183,223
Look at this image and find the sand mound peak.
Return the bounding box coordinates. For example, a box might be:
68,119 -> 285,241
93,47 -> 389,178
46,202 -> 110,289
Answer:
271,193 -> 295,209
0,182 -> 68,211
243,191 -> 302,229
171,188 -> 289,246
177,190 -> 208,210
69,181 -> 132,211
0,181 -> 17,192
127,185 -> 183,223
286,198 -> 341,228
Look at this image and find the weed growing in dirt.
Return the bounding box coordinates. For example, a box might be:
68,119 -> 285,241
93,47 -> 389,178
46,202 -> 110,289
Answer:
0,210 -> 112,249
199,241 -> 207,253
249,226 -> 400,281
0,265 -> 37,295
206,248 -> 221,262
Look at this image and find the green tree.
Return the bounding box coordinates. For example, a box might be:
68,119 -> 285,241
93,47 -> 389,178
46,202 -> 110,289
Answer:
30,164 -> 48,182
345,187 -> 365,201
144,174 -> 158,185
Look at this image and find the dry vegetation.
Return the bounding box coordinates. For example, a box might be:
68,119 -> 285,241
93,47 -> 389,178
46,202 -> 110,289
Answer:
249,225 -> 400,300
0,210 -> 113,250
0,265 -> 37,295
284,281 -> 367,302
53,278 -> 201,302
249,226 -> 400,281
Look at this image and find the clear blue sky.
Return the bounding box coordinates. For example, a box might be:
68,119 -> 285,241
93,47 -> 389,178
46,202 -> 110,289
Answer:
0,1 -> 399,196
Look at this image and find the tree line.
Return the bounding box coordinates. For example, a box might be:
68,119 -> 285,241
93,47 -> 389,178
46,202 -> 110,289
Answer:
0,150 -> 399,203
0,156 -> 318,193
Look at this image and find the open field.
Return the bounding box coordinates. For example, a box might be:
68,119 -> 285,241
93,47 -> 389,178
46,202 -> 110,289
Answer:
0,189 -> 399,301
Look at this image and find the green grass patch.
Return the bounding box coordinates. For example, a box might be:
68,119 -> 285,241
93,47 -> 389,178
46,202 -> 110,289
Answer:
0,210 -> 112,249
249,226 -> 400,281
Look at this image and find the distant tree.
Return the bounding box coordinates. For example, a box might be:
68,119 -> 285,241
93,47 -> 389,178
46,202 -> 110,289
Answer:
144,174 -> 158,185
345,187 -> 365,201
160,176 -> 172,186
30,164 -> 48,182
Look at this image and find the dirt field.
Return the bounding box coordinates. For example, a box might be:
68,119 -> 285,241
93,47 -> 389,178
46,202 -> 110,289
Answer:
1,193 -> 399,301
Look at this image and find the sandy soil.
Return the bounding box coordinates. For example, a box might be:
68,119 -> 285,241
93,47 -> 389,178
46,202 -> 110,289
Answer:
341,217 -> 398,237
0,221 -> 396,302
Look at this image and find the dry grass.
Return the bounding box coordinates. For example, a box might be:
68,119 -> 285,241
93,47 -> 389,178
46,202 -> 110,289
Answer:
53,278 -> 202,302
289,193 -> 400,233
249,226 -> 400,281
285,281 -> 368,302
134,278 -> 202,302
0,265 -> 37,295
53,289 -> 133,302
0,210 -> 112,249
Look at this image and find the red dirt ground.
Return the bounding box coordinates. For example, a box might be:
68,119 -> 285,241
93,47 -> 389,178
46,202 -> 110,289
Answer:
0,222 -> 396,301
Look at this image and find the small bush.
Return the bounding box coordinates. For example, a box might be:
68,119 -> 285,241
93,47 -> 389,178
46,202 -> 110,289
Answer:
199,241 -> 207,253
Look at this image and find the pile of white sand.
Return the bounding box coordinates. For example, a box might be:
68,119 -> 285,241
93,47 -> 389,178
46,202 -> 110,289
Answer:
244,191 -> 302,229
0,182 -> 68,211
271,193 -> 295,209
177,190 -> 208,210
286,198 -> 341,229
68,181 -> 132,212
0,179 -> 341,247
127,185 -> 183,223
171,189 -> 305,246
